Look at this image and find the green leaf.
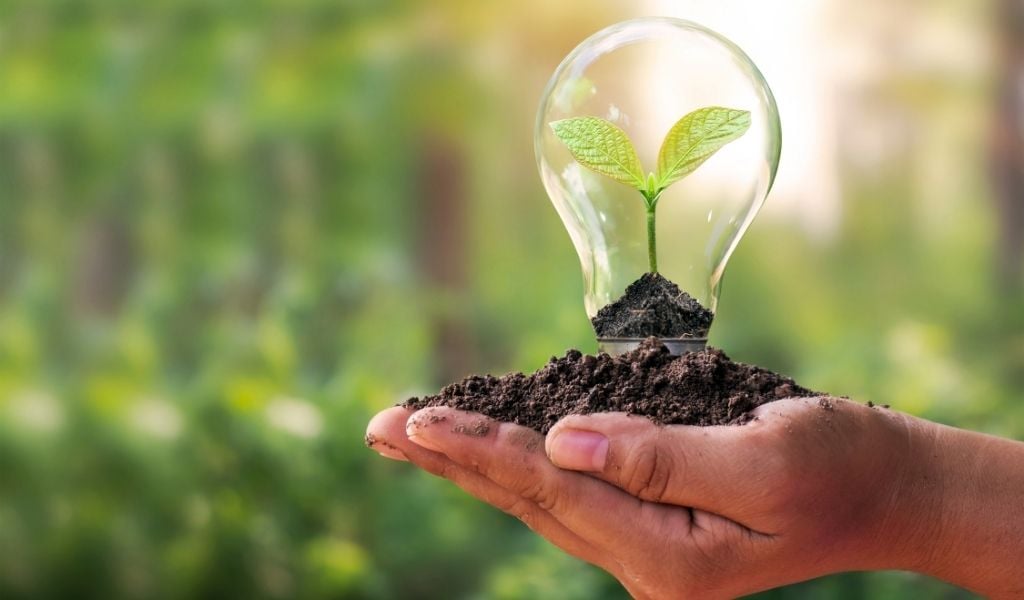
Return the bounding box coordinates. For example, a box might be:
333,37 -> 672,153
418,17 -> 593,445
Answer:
655,107 -> 751,191
645,173 -> 658,199
549,117 -> 646,190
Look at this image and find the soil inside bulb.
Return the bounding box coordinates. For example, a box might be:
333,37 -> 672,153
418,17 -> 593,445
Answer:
403,338 -> 822,433
591,273 -> 713,339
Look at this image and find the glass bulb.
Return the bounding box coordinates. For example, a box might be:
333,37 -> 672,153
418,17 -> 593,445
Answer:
535,17 -> 780,350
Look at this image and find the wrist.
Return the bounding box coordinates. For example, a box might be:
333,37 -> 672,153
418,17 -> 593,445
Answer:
843,411 -> 947,574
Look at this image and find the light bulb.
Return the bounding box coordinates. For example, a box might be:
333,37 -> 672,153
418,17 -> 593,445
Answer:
535,17 -> 781,355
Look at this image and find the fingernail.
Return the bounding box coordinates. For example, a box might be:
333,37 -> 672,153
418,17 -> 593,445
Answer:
376,446 -> 408,461
548,429 -> 608,472
407,432 -> 443,452
406,420 -> 445,452
365,433 -> 408,461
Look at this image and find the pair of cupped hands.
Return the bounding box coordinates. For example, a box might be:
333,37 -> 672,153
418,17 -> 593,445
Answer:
367,396 -> 1024,598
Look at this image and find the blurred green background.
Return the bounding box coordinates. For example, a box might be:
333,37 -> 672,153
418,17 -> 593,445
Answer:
0,0 -> 1021,598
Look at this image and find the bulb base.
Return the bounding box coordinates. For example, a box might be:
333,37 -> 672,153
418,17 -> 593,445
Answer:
597,337 -> 707,357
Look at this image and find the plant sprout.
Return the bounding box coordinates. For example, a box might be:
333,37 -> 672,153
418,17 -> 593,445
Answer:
550,107 -> 750,273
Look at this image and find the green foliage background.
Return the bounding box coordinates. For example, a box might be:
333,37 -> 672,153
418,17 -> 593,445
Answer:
0,1 -> 1018,598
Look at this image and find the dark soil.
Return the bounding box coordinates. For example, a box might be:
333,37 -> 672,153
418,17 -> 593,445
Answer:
591,272 -> 714,338
404,338 -> 820,434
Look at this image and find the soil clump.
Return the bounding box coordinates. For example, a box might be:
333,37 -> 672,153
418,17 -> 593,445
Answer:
404,338 -> 820,434
591,273 -> 714,339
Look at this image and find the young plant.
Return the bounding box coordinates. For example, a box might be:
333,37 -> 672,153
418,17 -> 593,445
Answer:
550,107 -> 751,273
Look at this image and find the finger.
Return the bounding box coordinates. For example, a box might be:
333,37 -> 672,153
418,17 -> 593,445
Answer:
366,407 -> 617,572
545,412 -> 775,517
365,408 -> 410,461
404,407 -> 682,552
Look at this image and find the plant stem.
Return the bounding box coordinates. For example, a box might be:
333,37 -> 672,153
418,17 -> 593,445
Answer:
646,203 -> 658,273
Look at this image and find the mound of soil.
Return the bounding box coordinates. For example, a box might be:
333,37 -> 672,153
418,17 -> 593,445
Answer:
591,273 -> 713,339
404,338 -> 819,434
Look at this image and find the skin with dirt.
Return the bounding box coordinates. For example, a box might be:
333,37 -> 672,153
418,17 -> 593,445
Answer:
404,338 -> 820,434
591,273 -> 714,339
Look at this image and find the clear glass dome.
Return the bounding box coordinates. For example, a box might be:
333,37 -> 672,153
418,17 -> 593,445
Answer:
536,17 -> 781,321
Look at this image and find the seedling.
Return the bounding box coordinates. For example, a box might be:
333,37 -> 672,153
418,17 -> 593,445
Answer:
550,107 -> 750,273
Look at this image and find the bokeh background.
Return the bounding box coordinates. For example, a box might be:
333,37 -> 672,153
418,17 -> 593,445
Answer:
0,0 -> 1021,598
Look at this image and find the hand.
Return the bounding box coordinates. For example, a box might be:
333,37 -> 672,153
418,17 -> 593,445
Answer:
366,397 -> 1024,598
